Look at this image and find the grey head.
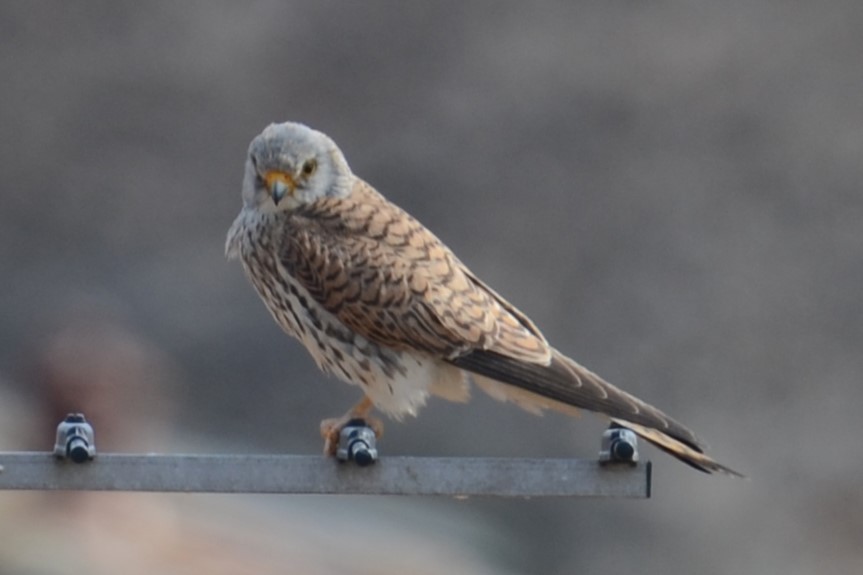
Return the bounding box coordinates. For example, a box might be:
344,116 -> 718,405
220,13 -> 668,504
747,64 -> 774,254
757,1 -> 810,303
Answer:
242,122 -> 355,212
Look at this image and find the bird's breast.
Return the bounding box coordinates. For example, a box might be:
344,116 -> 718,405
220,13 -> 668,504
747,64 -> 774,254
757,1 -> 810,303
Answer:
239,238 -> 439,417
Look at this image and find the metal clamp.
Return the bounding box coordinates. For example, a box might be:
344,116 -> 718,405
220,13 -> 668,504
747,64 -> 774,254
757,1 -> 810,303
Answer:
53,413 -> 96,463
336,419 -> 378,466
599,424 -> 638,465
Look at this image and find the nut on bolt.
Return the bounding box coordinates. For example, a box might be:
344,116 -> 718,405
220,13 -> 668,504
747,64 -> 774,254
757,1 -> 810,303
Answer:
599,424 -> 639,465
54,413 -> 96,463
336,418 -> 379,466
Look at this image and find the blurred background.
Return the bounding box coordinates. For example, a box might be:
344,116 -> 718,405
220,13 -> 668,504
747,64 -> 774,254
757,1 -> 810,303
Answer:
1,2 -> 861,573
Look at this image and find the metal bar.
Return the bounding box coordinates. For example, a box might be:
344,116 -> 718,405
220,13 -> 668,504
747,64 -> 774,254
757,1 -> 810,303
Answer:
0,453 -> 650,498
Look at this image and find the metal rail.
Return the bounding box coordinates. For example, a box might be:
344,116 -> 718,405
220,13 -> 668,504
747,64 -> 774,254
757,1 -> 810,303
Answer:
0,453 -> 651,498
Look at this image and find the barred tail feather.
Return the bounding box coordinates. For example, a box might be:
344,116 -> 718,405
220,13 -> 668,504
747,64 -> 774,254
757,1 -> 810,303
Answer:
610,418 -> 745,477
450,348 -> 744,477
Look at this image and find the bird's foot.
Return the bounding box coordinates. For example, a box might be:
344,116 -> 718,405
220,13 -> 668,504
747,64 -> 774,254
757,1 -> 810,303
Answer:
320,414 -> 384,456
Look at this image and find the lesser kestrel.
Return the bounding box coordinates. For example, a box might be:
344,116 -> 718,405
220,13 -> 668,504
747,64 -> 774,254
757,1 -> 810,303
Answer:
226,121 -> 741,475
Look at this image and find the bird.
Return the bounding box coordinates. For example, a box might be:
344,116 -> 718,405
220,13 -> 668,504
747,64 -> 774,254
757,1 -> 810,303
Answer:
226,121 -> 743,476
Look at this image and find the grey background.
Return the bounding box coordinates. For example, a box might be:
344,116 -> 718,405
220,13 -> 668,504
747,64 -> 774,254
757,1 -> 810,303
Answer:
1,2 -> 861,573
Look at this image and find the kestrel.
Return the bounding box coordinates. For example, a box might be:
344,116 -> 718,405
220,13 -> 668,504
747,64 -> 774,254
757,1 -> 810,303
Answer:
226,122 -> 742,476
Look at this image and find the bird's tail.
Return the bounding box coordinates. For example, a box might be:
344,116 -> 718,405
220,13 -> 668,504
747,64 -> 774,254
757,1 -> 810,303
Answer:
608,418 -> 744,476
452,348 -> 744,477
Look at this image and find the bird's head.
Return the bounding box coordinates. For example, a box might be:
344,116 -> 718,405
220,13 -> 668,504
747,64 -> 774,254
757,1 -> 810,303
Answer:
242,122 -> 354,212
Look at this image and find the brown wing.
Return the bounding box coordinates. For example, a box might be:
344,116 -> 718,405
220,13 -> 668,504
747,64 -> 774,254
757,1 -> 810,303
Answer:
279,179 -> 550,363
283,179 -> 743,476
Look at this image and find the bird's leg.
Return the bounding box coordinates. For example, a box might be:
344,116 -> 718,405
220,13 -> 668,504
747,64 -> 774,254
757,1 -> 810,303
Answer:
320,395 -> 384,456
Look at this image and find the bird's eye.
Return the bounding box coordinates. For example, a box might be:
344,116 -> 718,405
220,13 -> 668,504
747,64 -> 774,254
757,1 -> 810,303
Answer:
301,159 -> 317,177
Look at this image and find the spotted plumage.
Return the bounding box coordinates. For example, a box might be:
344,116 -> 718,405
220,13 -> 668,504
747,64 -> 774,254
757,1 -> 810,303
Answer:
226,121 -> 742,476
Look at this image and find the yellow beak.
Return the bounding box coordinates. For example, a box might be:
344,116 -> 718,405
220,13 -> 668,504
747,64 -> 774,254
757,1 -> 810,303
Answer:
264,171 -> 296,205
